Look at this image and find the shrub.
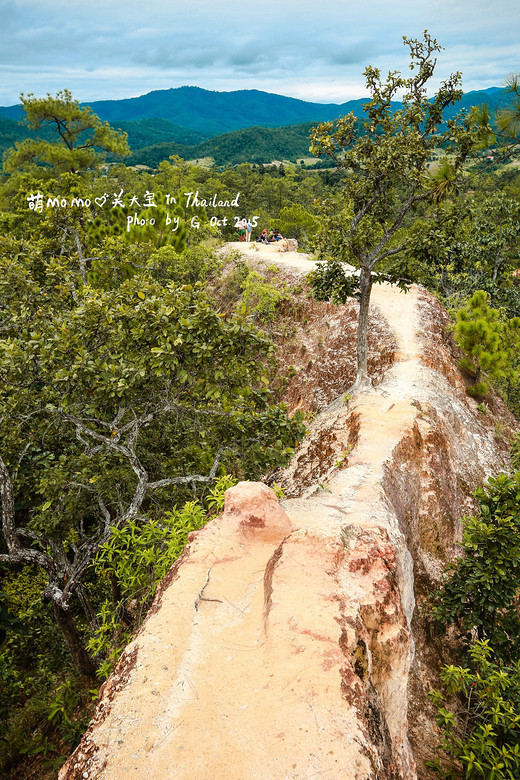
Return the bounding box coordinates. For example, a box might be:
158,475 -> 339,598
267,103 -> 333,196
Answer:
427,641 -> 520,780
433,472 -> 520,664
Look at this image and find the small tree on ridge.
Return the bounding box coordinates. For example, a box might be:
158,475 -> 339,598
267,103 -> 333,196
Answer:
310,31 -> 480,388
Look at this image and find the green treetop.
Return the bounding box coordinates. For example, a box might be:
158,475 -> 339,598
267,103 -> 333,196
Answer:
454,289 -> 520,397
2,90 -> 130,177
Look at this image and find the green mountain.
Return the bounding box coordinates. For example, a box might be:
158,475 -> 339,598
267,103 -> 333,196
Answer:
0,116 -> 32,151
0,86 -> 508,169
124,122 -> 320,167
0,85 -> 506,139
82,87 -> 354,136
0,115 -> 209,164
115,117 -> 210,147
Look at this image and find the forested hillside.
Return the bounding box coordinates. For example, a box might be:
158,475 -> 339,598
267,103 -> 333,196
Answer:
122,122 -> 321,167
1,38 -> 520,779
0,86 -> 377,131
0,84 -> 508,169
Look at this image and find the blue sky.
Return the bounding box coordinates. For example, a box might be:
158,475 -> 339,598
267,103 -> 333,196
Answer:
0,0 -> 518,106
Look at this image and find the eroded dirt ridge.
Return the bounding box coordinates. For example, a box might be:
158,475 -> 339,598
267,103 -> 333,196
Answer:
60,248 -> 514,779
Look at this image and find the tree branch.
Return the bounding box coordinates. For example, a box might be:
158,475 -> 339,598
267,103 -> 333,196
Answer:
148,449 -> 222,492
72,229 -> 87,285
0,453 -> 55,573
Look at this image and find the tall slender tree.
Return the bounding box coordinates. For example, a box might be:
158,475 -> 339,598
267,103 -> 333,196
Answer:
310,32 -> 480,388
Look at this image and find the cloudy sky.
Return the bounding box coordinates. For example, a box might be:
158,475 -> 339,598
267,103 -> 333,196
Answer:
0,0 -> 518,106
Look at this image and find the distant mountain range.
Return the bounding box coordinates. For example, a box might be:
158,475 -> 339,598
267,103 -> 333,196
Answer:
0,85 -> 506,136
0,85 -> 507,168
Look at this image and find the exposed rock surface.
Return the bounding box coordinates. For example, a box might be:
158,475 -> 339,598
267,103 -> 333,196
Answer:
60,252 -> 516,780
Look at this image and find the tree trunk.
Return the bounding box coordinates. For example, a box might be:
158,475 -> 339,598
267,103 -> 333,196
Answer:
52,602 -> 98,679
355,264 -> 373,387
77,584 -> 100,631
109,573 -> 133,626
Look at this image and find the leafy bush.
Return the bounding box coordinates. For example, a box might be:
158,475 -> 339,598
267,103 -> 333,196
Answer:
238,270 -> 290,324
88,500 -> 207,678
427,641 -> 520,780
430,470 -> 520,778
433,472 -> 520,664
205,473 -> 238,514
454,291 -> 510,397
148,244 -> 222,286
307,259 -> 359,304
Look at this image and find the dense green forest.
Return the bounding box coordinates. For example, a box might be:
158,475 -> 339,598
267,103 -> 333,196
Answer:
0,84 -> 508,169
1,35 -> 520,779
0,113 -> 331,168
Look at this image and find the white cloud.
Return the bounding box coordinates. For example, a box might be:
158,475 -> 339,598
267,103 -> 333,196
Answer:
0,0 -> 517,105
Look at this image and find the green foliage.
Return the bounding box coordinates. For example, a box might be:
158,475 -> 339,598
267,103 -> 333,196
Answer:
238,270 -> 290,324
495,73 -> 520,156
213,256 -> 293,328
2,90 -> 130,177
46,679 -> 89,745
125,122 -> 322,167
427,641 -> 520,780
88,188 -> 205,251
433,472 -> 520,664
1,567 -> 47,615
94,502 -> 206,607
269,482 -> 285,499
276,203 -> 318,248
511,434 -> 520,471
84,602 -> 132,682
430,467 -> 520,778
467,194 -> 520,283
0,590 -> 88,775
114,117 -> 209,149
0,672 -> 91,773
404,192 -> 520,302
205,473 -> 238,514
0,591 -> 23,645
148,244 -> 222,286
307,259 -> 360,304
454,290 -> 520,396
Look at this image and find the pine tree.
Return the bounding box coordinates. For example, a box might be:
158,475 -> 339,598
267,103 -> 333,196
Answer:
454,290 -> 518,397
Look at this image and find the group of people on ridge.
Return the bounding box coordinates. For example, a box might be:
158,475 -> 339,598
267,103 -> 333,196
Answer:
256,228 -> 284,244
235,220 -> 285,245
236,219 -> 289,252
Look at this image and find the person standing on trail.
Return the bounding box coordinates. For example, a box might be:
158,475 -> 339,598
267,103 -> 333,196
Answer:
246,219 -> 253,242
237,218 -> 247,241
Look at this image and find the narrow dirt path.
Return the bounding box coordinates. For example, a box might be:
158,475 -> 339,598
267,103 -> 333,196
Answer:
227,243 -> 426,614
231,243 -> 429,775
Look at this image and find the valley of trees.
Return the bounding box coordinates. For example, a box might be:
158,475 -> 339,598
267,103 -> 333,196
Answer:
0,83 -> 509,169
1,33 -> 520,779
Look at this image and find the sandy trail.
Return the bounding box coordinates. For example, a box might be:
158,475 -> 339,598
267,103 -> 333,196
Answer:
247,245 -> 424,605
231,243 -> 428,770
227,242 -> 424,512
